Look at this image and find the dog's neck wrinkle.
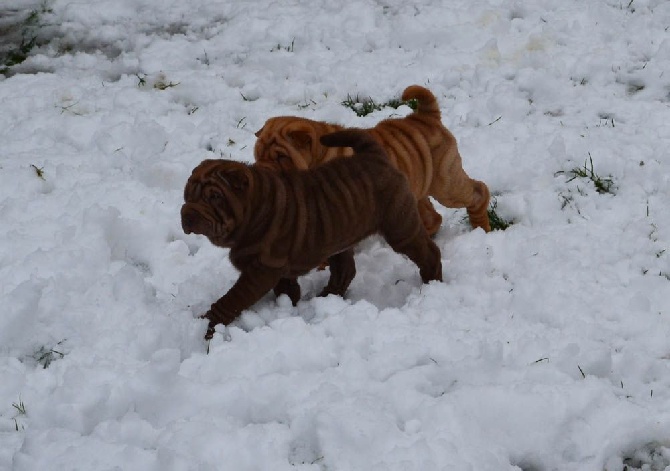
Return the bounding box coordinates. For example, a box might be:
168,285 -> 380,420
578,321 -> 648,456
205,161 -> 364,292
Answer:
229,168 -> 283,254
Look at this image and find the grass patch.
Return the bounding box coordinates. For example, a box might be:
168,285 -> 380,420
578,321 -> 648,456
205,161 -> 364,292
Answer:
463,197 -> 513,230
32,339 -> 66,369
487,116 -> 502,126
271,38 -> 295,52
1,36 -> 37,75
153,78 -> 180,90
136,74 -> 147,87
297,98 -> 317,110
555,153 -> 615,194
12,397 -> 27,431
1,2 -> 53,76
12,398 -> 26,416
342,94 -> 418,117
30,164 -> 45,180
135,73 -> 180,90
58,101 -> 83,116
487,198 -> 513,231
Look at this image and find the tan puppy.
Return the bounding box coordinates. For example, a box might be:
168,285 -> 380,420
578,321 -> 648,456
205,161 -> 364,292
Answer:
182,129 -> 442,338
254,85 -> 491,235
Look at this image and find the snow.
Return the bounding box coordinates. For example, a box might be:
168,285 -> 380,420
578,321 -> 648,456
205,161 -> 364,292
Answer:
1,0 -> 670,469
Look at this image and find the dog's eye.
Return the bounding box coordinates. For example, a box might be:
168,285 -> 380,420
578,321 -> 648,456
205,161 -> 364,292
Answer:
208,192 -> 223,204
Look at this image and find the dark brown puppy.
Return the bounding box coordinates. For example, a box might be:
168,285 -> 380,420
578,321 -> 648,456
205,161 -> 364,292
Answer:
182,129 -> 442,339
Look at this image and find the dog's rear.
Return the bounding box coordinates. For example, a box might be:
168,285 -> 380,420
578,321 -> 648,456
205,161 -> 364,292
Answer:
316,129 -> 442,283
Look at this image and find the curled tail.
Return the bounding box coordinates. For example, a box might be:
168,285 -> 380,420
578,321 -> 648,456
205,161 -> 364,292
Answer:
319,129 -> 385,156
401,85 -> 441,119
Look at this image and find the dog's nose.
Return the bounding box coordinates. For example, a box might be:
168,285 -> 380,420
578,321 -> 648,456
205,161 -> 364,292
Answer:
182,217 -> 193,234
181,207 -> 195,234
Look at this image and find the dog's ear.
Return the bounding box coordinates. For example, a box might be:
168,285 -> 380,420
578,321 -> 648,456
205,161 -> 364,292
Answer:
254,126 -> 264,138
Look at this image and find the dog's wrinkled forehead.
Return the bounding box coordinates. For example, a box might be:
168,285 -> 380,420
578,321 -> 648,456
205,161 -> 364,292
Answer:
190,160 -> 223,180
185,160 -> 223,199
185,159 -> 249,201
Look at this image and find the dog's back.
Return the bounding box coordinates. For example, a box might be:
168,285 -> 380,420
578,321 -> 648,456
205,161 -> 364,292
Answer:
247,130 -> 420,274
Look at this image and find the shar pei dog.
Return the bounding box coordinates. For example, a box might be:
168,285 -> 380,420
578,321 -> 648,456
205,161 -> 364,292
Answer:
182,129 -> 443,339
254,85 -> 491,236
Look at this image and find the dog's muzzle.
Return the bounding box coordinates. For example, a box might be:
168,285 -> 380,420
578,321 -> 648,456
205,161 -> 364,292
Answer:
181,205 -> 205,235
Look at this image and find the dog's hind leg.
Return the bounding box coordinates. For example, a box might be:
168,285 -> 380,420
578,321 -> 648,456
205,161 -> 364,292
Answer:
274,278 -> 301,306
318,248 -> 356,298
388,232 -> 443,283
380,189 -> 443,283
417,196 -> 443,237
381,206 -> 443,284
465,180 -> 491,232
430,152 -> 491,232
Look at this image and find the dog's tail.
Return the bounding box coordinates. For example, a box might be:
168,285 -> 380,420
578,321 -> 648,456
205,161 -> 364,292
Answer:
319,129 -> 384,156
402,85 -> 441,119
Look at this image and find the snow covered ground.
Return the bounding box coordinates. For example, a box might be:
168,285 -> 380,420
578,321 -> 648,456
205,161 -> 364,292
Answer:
1,0 -> 670,469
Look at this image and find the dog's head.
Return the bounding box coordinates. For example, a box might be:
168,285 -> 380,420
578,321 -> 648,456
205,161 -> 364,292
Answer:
254,117 -> 323,171
181,159 -> 252,247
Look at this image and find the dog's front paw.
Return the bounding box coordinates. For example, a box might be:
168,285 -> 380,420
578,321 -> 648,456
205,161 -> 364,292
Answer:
200,312 -> 217,340
204,322 -> 217,340
317,286 -> 346,298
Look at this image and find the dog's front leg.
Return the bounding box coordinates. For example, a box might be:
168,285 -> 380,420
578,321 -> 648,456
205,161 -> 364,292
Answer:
273,278 -> 301,306
319,249 -> 356,298
203,268 -> 282,339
